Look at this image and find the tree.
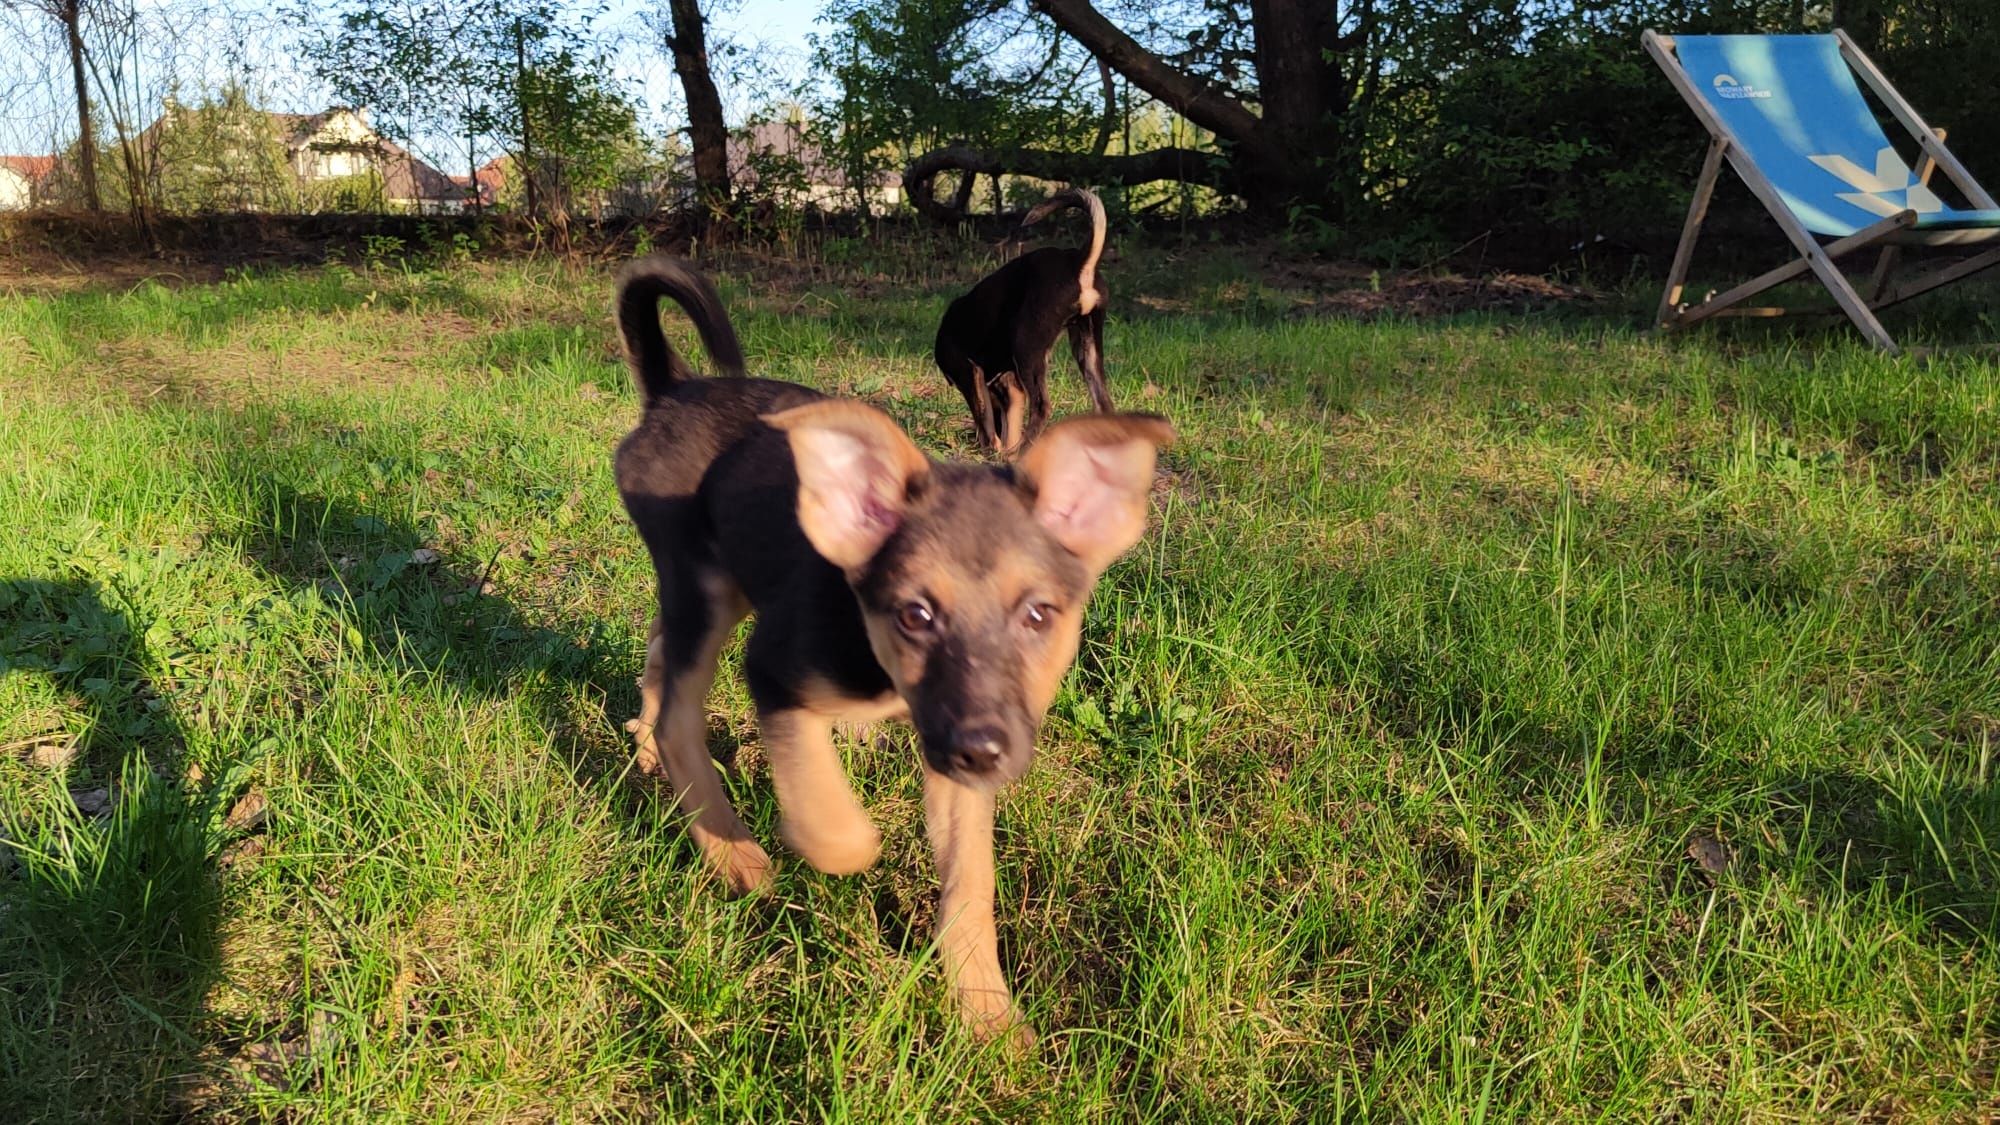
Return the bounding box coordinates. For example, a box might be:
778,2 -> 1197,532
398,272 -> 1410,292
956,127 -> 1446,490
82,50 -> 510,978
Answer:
4,0 -> 101,210
664,0 -> 730,219
292,0 -> 494,206
150,85 -> 300,213
293,0 -> 637,226
899,0 -> 1373,219
816,0 -> 1118,219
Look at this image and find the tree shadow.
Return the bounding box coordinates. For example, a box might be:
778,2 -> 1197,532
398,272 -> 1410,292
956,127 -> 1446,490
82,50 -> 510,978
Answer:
230,483 -> 641,776
1767,765 -> 2000,948
0,576 -> 230,1119
200,416 -> 702,813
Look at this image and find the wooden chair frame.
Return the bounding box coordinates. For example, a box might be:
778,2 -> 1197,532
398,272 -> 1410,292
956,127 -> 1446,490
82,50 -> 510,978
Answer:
1645,29 -> 2000,353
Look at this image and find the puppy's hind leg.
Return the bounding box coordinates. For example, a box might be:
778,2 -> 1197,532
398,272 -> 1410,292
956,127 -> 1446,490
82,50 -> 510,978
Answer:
939,339 -> 1000,452
1012,332 -> 1055,448
1069,307 -> 1114,413
995,371 -> 1028,457
966,362 -> 1001,453
635,571 -> 770,895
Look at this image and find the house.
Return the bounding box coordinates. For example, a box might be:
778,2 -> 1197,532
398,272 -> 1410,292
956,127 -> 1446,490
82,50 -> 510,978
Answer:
133,102 -> 472,213
449,158 -> 507,210
678,120 -> 902,212
271,108 -> 467,213
0,155 -> 55,210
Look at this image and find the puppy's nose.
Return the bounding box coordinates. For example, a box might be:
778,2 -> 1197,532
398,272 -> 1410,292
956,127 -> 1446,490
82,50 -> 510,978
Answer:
945,725 -> 1007,774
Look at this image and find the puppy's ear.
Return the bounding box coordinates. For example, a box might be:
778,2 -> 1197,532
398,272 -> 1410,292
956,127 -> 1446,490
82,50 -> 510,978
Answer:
764,401 -> 930,570
1017,413 -> 1176,575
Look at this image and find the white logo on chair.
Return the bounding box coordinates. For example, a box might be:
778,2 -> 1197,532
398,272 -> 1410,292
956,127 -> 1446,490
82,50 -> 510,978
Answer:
1712,74 -> 1773,99
1809,147 -> 1944,217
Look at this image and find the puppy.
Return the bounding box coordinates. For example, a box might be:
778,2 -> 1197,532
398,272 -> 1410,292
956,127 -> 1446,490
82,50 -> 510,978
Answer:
934,187 -> 1112,454
612,256 -> 1173,1044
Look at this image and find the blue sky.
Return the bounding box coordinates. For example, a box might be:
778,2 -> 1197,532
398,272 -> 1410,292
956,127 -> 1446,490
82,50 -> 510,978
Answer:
0,0 -> 840,158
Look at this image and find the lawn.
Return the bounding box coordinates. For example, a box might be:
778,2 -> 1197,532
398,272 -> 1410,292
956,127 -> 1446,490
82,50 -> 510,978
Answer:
1,238 -> 1996,1121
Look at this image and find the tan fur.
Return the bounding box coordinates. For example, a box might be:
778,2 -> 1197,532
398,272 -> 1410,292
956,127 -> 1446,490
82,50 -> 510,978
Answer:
1074,190 -> 1106,315
925,768 -> 1031,1050
763,400 -> 932,570
999,372 -> 1028,456
763,707 -> 882,875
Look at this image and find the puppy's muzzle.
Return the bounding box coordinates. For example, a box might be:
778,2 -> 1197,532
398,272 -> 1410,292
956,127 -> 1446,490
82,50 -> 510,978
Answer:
921,716 -> 1033,787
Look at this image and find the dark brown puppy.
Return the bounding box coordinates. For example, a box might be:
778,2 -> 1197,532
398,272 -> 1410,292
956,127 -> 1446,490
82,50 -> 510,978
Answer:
935,187 -> 1112,454
612,256 -> 1173,1045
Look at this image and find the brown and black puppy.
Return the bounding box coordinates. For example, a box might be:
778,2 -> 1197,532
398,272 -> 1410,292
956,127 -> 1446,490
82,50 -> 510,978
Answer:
612,256 -> 1173,1045
935,187 -> 1112,455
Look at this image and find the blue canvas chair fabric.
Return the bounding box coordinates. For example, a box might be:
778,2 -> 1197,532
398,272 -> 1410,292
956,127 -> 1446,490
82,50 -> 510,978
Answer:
1673,35 -> 2000,237
1645,29 -> 2000,352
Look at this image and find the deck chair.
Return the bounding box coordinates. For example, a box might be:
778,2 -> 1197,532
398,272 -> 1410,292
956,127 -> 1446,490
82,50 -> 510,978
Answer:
1644,30 -> 2000,352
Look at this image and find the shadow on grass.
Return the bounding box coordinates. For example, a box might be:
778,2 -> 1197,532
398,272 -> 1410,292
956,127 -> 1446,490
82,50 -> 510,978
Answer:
8,264 -> 493,381
232,481 -> 654,775
0,577 -> 230,1120
1770,766 -> 2000,948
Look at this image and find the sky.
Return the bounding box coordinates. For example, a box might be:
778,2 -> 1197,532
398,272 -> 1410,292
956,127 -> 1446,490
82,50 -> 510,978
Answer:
0,0 -> 837,159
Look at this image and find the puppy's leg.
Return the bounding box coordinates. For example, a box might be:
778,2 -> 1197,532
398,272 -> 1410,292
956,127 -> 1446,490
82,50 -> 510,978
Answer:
631,614 -> 668,775
940,341 -> 1000,452
763,707 -> 880,875
996,371 -> 1028,457
967,362 -> 1000,452
924,768 -> 1031,1048
1012,333 -> 1054,447
1068,308 -> 1114,413
639,572 -> 770,895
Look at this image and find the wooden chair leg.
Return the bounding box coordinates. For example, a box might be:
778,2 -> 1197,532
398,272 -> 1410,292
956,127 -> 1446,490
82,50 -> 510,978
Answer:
1870,130 -> 1942,302
1658,138 -> 1728,328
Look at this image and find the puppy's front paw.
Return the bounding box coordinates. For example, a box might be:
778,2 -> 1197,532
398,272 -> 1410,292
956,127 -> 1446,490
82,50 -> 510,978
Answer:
957,984 -> 1035,1054
780,815 -> 882,876
627,718 -> 665,776
702,836 -> 774,896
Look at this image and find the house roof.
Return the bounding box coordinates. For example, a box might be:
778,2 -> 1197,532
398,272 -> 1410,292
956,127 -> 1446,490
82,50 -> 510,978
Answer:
449,162 -> 503,206
727,120 -> 898,191
273,109 -> 462,201
372,138 -> 462,202
0,155 -> 56,181
131,104 -> 466,202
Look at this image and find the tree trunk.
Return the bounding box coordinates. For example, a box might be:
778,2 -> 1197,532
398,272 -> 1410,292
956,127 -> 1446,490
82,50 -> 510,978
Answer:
904,145 -> 1234,223
1247,0 -> 1347,166
939,0 -> 1356,217
61,0 -> 100,212
516,17 -> 537,221
666,0 -> 730,218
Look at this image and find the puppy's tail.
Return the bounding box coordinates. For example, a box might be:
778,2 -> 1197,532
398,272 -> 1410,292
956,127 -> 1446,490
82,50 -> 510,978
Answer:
615,255 -> 747,405
1022,187 -> 1107,295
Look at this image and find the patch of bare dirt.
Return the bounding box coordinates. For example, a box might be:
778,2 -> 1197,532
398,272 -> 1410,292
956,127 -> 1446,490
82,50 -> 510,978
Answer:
1299,271 -> 1596,319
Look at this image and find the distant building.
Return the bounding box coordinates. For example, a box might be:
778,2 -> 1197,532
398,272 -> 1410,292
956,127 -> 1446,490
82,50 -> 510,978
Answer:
129,103 -> 472,213
270,108 -> 466,212
681,120 -> 902,211
449,158 -> 507,210
0,155 -> 55,210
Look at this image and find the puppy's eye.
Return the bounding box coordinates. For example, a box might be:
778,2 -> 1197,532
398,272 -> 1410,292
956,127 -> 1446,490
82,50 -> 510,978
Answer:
1022,603 -> 1057,631
896,601 -> 936,635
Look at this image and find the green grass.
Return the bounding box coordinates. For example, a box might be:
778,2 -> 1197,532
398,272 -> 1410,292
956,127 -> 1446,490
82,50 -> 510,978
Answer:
1,243 -> 1997,1121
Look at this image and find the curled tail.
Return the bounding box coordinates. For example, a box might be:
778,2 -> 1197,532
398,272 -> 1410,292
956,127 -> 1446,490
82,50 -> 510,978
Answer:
1021,187 -> 1107,296
615,255 -> 747,406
